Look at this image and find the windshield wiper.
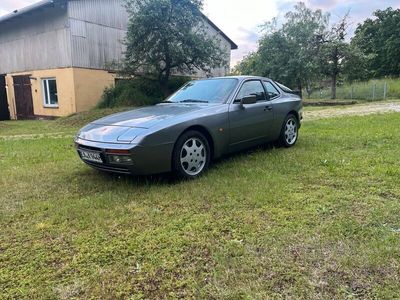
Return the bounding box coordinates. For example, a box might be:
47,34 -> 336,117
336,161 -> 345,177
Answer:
179,99 -> 209,103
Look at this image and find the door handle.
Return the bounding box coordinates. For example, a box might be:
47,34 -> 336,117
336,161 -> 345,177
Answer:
264,105 -> 272,111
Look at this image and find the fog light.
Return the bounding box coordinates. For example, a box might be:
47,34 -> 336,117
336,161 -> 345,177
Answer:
108,155 -> 133,165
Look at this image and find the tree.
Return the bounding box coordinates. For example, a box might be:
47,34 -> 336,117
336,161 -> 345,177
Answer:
234,2 -> 329,97
123,0 -> 227,92
280,3 -> 329,96
232,52 -> 262,76
342,45 -> 370,83
352,8 -> 400,78
318,15 -> 350,99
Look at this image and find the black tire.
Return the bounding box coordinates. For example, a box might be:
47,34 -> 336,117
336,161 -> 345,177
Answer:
278,114 -> 299,147
172,130 -> 211,179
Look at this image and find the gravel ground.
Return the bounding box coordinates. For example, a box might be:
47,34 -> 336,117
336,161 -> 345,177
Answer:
304,102 -> 400,121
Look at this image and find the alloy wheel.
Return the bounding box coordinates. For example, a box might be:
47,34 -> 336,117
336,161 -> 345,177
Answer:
180,137 -> 207,176
284,118 -> 298,145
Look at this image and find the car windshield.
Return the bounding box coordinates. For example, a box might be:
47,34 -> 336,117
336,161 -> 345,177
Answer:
166,78 -> 238,104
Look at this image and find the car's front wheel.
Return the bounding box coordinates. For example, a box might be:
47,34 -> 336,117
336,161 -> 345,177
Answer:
172,130 -> 211,179
279,114 -> 299,147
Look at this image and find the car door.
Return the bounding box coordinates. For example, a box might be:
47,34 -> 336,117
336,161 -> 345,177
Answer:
263,80 -> 284,140
228,79 -> 274,150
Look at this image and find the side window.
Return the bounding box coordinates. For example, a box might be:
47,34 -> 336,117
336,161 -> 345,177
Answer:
235,80 -> 266,102
263,81 -> 280,99
42,78 -> 59,107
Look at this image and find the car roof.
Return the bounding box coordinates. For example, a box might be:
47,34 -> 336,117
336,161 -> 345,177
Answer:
202,75 -> 273,81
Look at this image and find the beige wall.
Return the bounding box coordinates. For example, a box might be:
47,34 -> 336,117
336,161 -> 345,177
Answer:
6,67 -> 115,119
5,76 -> 16,119
6,68 -> 76,119
73,68 -> 115,112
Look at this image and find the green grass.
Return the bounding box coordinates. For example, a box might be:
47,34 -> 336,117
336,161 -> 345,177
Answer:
55,107 -> 132,128
0,108 -> 131,137
309,78 -> 400,101
1,112 -> 400,299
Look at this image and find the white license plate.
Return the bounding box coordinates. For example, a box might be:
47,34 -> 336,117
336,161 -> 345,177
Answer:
79,150 -> 103,163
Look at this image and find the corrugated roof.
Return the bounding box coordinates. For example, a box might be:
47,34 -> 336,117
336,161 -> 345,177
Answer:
0,0 -> 57,23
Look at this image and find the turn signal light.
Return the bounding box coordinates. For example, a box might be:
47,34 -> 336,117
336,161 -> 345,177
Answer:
106,149 -> 130,155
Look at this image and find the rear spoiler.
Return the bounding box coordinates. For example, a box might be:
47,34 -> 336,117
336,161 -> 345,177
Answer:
274,81 -> 301,97
288,90 -> 302,97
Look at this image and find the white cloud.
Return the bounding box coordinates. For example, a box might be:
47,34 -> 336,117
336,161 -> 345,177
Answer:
203,0 -> 280,65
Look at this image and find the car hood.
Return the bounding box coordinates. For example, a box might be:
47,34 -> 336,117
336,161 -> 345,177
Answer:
77,103 -> 213,144
91,103 -> 208,129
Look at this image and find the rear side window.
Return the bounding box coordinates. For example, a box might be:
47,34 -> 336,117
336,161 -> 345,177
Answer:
263,81 -> 280,99
235,80 -> 266,102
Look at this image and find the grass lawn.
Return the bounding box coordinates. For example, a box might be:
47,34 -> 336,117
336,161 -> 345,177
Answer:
0,111 -> 399,299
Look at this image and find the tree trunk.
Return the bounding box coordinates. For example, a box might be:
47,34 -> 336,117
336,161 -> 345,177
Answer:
306,80 -> 312,98
331,74 -> 337,99
297,79 -> 303,98
331,47 -> 339,100
158,68 -> 171,97
159,41 -> 172,97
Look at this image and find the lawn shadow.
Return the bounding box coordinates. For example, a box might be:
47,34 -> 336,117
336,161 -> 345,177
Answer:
74,167 -> 181,186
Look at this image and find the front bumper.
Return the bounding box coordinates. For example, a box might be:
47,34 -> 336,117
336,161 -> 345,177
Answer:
75,138 -> 174,175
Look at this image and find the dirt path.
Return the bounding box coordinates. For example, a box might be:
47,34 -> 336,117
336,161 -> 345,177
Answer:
304,102 -> 400,121
0,132 -> 74,141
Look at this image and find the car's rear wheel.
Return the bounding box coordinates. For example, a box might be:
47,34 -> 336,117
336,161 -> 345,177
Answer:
172,130 -> 211,179
279,114 -> 299,147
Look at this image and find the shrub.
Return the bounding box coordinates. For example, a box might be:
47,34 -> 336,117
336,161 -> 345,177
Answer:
97,76 -> 191,108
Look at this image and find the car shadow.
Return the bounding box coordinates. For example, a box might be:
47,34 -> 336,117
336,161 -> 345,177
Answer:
213,142 -> 278,166
83,142 -> 281,186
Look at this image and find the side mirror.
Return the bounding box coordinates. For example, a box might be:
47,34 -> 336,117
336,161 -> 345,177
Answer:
240,95 -> 257,105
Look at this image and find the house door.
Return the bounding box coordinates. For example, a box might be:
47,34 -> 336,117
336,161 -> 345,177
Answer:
13,75 -> 34,119
0,75 -> 10,121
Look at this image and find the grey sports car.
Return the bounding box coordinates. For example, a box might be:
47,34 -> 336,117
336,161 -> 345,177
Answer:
75,76 -> 302,178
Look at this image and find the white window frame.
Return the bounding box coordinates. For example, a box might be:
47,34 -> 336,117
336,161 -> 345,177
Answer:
42,78 -> 58,108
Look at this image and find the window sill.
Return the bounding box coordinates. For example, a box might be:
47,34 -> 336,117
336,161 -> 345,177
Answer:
43,105 -> 59,109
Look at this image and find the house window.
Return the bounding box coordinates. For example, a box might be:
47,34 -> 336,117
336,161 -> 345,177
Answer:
42,78 -> 58,107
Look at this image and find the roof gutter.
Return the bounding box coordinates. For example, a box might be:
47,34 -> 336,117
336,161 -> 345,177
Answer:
0,0 -> 55,24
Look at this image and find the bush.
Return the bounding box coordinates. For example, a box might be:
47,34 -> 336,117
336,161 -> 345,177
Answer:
97,76 -> 191,108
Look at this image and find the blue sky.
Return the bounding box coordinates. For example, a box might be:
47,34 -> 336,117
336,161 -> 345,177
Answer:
1,0 -> 400,65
